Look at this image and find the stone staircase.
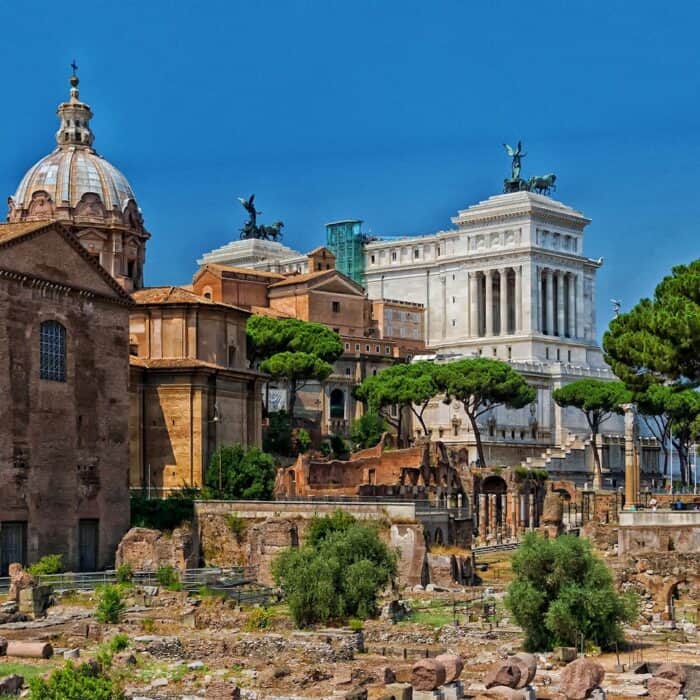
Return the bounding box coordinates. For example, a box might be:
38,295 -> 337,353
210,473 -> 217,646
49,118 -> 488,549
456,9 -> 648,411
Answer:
520,433 -> 589,475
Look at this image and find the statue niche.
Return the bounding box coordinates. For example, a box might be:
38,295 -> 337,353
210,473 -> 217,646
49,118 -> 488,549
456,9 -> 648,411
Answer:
27,190 -> 55,220
75,192 -> 106,221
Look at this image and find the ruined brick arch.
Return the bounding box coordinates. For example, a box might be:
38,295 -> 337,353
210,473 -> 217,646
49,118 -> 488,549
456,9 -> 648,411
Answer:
482,475 -> 507,495
661,578 -> 684,619
551,480 -> 577,502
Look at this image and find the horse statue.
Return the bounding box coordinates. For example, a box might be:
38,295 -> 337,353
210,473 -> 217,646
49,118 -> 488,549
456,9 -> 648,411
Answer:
259,221 -> 284,241
527,173 -> 557,195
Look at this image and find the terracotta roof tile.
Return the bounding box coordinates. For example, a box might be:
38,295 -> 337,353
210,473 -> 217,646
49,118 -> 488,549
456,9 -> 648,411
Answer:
131,286 -> 250,313
200,263 -> 286,280
0,222 -> 54,245
268,269 -> 335,288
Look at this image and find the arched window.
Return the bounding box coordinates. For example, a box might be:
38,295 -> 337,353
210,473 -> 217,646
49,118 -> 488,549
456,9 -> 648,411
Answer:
40,321 -> 66,382
330,388 -> 345,419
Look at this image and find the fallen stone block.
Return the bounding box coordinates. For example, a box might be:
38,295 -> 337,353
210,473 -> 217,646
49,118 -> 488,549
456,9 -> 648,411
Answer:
412,659 -> 447,691
484,661 -> 522,689
646,676 -> 681,700
511,654 -> 537,688
554,647 -> 578,663
559,657 -> 605,700
653,662 -> 686,686
381,683 -> 413,700
435,654 -> 463,684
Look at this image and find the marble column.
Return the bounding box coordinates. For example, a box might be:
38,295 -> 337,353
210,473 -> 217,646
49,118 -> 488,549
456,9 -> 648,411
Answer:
499,268 -> 509,335
557,270 -> 566,338
535,267 -> 543,333
485,269 -> 494,336
469,272 -> 479,337
567,272 -> 576,338
479,493 -> 487,536
575,273 -> 584,339
529,493 -> 536,530
515,265 -> 523,333
545,268 -> 554,335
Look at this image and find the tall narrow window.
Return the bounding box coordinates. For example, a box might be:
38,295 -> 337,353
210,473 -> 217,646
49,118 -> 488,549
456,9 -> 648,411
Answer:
40,321 -> 66,382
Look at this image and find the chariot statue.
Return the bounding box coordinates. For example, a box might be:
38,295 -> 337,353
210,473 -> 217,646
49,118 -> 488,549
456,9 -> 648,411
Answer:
502,141 -> 557,196
238,194 -> 284,241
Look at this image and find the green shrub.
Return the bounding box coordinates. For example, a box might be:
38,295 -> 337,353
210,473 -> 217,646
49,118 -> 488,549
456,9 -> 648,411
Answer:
115,564 -> 133,584
273,510 -> 397,628
156,565 -> 180,590
350,412 -> 386,450
27,554 -> 63,576
505,533 -> 638,651
348,618 -> 364,631
28,661 -> 124,699
243,607 -> 272,631
130,488 -> 196,530
295,428 -> 312,453
95,585 -> 125,624
205,444 -> 277,500
225,514 -> 247,542
263,411 -> 293,456
329,434 -> 349,459
198,586 -> 228,599
108,634 -> 129,653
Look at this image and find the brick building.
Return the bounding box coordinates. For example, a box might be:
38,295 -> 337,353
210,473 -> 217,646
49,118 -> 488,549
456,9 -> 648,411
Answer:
0,222 -> 131,572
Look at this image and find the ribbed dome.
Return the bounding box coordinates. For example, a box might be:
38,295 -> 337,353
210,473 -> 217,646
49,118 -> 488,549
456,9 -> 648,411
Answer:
12,147 -> 136,212
7,68 -> 149,291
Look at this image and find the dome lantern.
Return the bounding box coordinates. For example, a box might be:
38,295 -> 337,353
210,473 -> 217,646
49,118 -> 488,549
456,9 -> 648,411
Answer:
55,64 -> 95,148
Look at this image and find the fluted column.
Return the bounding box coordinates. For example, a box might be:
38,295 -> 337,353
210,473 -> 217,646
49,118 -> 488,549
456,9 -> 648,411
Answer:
557,270 -> 565,337
536,266 -> 543,333
567,272 -> 576,338
499,268 -> 508,335
469,272 -> 479,337
545,268 -> 554,335
485,269 -> 494,336
515,265 -> 523,333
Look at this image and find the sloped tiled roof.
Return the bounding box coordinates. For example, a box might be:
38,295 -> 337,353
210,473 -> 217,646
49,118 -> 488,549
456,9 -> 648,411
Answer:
268,269 -> 335,288
195,263 -> 286,281
0,222 -> 52,245
132,286 -> 249,313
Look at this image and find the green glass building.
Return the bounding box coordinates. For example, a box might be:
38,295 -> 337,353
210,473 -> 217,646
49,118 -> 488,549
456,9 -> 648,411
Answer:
325,219 -> 366,286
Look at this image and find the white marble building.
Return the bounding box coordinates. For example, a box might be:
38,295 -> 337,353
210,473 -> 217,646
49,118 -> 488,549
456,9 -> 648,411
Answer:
363,191 -> 656,483
198,238 -> 309,274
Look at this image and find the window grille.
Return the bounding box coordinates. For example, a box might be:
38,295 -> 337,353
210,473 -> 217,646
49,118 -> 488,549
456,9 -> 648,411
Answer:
40,321 -> 66,382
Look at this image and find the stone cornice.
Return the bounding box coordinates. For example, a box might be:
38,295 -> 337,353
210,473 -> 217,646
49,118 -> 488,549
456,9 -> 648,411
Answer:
0,267 -> 133,307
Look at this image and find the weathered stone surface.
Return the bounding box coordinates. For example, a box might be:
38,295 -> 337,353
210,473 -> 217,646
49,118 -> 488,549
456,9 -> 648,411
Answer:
7,565 -> 35,602
542,491 -> 564,526
0,674 -> 24,695
646,676 -> 682,700
411,658 -> 446,691
5,641 -> 53,659
559,657 -> 605,700
18,584 -> 52,618
511,653 -> 537,688
381,683 -> 412,700
476,687 -> 527,700
435,654 -> 463,683
115,525 -> 195,572
653,662 -> 687,685
554,647 -> 578,663
484,660 -> 522,689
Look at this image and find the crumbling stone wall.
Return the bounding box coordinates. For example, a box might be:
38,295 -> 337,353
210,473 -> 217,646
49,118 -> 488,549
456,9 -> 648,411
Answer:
115,525 -> 196,572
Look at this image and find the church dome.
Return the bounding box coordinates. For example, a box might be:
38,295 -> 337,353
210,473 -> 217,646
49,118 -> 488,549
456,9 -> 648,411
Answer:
7,69 -> 149,290
12,147 -> 137,213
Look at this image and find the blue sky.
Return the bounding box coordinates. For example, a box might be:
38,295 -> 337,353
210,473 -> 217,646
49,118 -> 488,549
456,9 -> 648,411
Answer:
1,0 -> 699,337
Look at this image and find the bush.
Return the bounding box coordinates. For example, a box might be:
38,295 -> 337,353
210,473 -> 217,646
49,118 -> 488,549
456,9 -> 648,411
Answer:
243,607 -> 272,631
295,428 -> 312,453
28,554 -> 63,576
108,634 -> 129,653
329,434 -> 350,459
95,585 -> 125,625
130,488 -> 196,530
205,444 -> 277,500
263,411 -> 293,456
156,565 -> 180,590
140,617 -> 155,633
350,412 -> 386,449
28,661 -> 124,699
505,533 -> 638,651
115,564 -> 133,584
225,514 -> 247,542
273,511 -> 397,628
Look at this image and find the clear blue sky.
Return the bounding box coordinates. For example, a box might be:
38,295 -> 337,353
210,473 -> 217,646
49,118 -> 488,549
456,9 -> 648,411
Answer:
1,0 -> 699,338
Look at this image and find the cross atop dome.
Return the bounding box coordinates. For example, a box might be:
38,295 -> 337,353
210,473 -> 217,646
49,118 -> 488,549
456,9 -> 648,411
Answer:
56,62 -> 94,148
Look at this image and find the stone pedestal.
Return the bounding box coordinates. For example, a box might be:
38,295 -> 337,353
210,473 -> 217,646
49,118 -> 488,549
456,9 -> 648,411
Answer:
413,691 -> 443,700
441,681 -> 464,699
384,684 -> 413,700
17,585 -> 52,618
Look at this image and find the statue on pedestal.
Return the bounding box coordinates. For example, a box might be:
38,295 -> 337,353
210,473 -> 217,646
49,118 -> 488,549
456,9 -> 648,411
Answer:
238,194 -> 284,241
502,141 -> 557,196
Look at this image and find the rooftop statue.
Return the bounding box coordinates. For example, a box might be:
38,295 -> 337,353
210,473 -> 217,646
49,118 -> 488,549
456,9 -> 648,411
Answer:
238,194 -> 284,241
502,141 -> 556,196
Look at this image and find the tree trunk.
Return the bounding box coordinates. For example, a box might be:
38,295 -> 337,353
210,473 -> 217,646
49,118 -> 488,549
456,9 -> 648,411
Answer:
288,380 -> 298,418
590,430 -> 603,490
411,405 -> 429,436
466,410 -> 487,468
